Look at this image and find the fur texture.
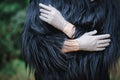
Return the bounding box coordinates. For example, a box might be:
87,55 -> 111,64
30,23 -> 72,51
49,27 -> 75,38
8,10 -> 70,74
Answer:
22,0 -> 120,80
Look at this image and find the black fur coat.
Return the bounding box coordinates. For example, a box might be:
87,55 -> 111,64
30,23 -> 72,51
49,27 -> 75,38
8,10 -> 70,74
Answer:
22,0 -> 120,80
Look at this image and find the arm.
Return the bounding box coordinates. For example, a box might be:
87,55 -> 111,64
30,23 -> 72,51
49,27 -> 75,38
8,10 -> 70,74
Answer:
39,3 -> 111,53
39,3 -> 75,38
62,30 -> 111,53
22,1 -> 69,72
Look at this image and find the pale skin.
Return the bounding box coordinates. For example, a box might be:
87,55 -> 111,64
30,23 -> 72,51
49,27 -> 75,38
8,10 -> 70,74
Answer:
39,3 -> 111,53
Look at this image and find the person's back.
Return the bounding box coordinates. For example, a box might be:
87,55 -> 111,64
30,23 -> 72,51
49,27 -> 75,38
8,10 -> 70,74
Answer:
22,0 -> 120,80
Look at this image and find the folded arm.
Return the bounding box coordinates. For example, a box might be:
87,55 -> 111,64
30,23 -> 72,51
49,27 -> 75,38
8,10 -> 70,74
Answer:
39,3 -> 111,53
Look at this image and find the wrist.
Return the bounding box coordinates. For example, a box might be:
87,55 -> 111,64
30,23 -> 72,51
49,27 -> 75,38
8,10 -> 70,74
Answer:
75,38 -> 86,51
63,22 -> 76,38
71,39 -> 80,51
75,39 -> 81,51
61,39 -> 80,53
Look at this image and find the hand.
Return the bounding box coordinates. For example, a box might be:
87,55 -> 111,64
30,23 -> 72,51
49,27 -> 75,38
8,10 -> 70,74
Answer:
75,30 -> 111,51
39,3 -> 68,31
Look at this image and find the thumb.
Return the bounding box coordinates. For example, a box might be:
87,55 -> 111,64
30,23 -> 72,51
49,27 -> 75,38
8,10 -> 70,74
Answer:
86,30 -> 97,36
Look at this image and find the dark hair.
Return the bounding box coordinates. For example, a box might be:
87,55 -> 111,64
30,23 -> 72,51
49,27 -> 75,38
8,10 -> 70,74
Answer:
22,0 -> 120,80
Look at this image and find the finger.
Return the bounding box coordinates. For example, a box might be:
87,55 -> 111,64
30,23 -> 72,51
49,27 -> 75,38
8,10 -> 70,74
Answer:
96,48 -> 106,51
96,34 -> 110,40
97,43 -> 110,48
40,13 -> 48,18
39,16 -> 48,22
98,39 -> 111,44
49,4 -> 54,9
86,30 -> 97,36
40,9 -> 50,15
39,3 -> 51,11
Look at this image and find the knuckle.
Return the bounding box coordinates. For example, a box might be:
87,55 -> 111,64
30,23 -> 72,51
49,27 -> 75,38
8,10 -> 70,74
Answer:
51,7 -> 55,10
40,9 -> 42,11
95,49 -> 99,51
39,16 -> 42,19
94,37 -> 98,41
57,10 -> 60,14
84,33 -> 87,35
49,18 -> 52,23
41,9 -> 44,12
85,32 -> 88,34
51,11 -> 56,15
106,43 -> 109,45
108,39 -> 111,42
41,13 -> 43,16
84,33 -> 88,35
95,41 -> 98,45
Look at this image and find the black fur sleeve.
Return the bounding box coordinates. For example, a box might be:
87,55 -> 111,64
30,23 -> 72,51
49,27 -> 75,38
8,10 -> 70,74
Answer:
22,1 -> 68,72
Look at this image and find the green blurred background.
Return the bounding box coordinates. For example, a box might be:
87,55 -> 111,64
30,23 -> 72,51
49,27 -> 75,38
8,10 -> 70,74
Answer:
0,0 -> 120,80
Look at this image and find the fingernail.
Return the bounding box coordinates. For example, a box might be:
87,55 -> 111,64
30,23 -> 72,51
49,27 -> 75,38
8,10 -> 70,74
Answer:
94,30 -> 97,33
108,34 -> 111,37
105,34 -> 110,37
39,3 -> 41,6
39,3 -> 42,6
39,16 -> 42,19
